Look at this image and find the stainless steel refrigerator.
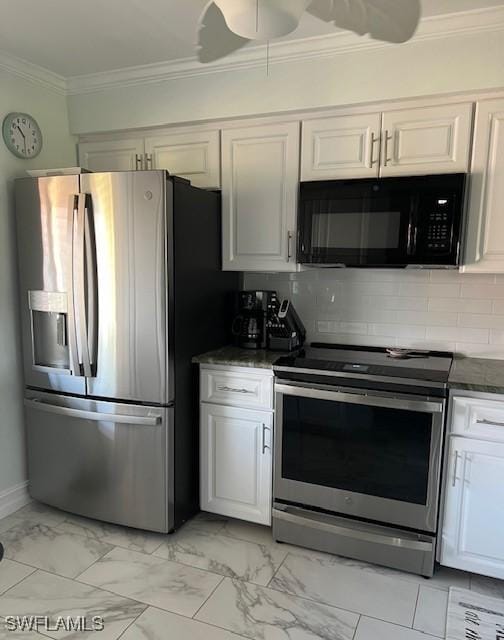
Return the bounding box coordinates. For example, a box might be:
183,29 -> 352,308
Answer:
15,170 -> 238,532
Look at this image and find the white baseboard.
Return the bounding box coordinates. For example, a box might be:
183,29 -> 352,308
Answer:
0,481 -> 31,520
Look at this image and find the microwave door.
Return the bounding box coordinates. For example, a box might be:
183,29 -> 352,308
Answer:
299,185 -> 412,266
15,176 -> 86,396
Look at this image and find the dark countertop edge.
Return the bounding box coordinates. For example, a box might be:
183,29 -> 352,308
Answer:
192,345 -> 286,370
448,355 -> 504,395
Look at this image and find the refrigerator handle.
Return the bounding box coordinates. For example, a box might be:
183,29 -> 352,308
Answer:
67,194 -> 81,376
24,399 -> 162,426
83,194 -> 98,374
75,193 -> 93,378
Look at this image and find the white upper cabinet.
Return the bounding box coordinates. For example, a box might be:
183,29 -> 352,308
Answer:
79,138 -> 145,172
381,103 -> 473,176
462,97 -> 504,273
221,121 -> 300,272
144,129 -> 220,189
79,130 -> 220,188
301,113 -> 381,180
441,435 -> 504,579
300,103 -> 473,181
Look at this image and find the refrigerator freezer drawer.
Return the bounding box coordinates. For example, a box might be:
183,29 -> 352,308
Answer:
24,390 -> 173,533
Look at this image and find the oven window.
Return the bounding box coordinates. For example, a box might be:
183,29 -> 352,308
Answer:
282,395 -> 432,505
311,211 -> 401,249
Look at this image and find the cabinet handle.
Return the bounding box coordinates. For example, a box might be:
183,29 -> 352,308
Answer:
383,130 -> 393,166
452,450 -> 461,487
287,231 -> 293,261
135,154 -> 143,171
216,385 -> 253,394
262,423 -> 271,454
145,154 -> 153,169
476,418 -> 504,428
370,132 -> 380,167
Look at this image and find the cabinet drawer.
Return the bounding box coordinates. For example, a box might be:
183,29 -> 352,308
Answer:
200,368 -> 273,410
452,396 -> 504,442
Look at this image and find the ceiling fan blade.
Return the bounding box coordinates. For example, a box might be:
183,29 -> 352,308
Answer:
197,2 -> 250,63
308,0 -> 421,43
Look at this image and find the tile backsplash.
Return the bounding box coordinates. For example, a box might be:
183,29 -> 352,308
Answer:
243,269 -> 504,359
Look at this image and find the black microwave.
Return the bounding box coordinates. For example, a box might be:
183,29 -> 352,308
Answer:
297,173 -> 467,267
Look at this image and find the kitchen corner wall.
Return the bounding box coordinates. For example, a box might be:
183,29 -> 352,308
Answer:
244,270 -> 504,359
0,67 -> 76,503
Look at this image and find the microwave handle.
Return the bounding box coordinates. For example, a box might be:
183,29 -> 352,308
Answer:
406,220 -> 418,256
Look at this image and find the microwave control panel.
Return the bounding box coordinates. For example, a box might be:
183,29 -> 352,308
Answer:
426,207 -> 451,252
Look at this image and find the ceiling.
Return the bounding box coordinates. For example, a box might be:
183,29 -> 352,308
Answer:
0,0 -> 503,78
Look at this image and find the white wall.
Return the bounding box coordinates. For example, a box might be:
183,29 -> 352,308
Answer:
67,24 -> 504,134
0,68 -> 75,504
244,270 -> 504,359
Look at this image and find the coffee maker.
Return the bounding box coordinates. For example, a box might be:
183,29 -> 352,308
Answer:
232,290 -> 306,351
232,290 -> 275,349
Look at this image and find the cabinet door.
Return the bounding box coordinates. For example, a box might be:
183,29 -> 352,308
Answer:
381,103 -> 473,176
462,98 -> 504,273
441,436 -> 504,579
221,122 -> 299,272
144,130 -> 220,189
301,113 -> 381,180
200,403 -> 272,525
79,138 -> 145,171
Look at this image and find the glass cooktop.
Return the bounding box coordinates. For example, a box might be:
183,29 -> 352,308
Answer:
274,343 -> 453,384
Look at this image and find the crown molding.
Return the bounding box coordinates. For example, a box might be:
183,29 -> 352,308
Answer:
66,5 -> 504,96
0,49 -> 66,95
3,5 -> 504,98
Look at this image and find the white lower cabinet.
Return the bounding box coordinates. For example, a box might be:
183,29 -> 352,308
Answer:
441,421 -> 504,578
200,403 -> 273,525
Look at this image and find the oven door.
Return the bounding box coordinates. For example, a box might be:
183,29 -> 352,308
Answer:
274,382 -> 445,533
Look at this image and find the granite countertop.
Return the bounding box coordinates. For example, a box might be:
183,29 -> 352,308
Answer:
194,348 -> 504,392
192,345 -> 288,369
448,356 -> 504,394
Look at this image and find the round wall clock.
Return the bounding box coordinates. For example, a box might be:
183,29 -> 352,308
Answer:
2,112 -> 43,159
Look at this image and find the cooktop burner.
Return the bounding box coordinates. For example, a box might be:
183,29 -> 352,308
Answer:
274,343 -> 453,385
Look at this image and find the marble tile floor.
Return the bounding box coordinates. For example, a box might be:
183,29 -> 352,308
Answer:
0,502 -> 502,639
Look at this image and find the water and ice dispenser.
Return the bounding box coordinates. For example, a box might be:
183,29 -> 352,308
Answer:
28,290 -> 70,372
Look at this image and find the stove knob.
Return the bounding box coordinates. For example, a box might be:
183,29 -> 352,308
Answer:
344,496 -> 352,505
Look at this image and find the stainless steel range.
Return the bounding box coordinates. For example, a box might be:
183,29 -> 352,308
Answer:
272,343 -> 453,577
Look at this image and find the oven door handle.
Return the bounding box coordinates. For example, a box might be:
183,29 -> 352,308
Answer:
275,383 -> 443,414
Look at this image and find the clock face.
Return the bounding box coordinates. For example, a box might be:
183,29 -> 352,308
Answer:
2,112 -> 43,159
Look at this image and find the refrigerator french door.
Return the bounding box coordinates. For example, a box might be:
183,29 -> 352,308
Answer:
15,171 -> 173,531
